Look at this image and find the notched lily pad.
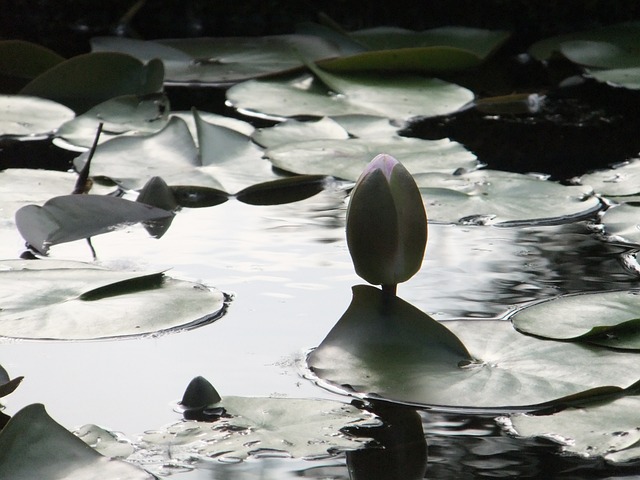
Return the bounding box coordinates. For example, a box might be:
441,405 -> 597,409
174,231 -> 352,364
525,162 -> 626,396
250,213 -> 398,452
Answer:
0,404 -> 154,479
308,285 -> 640,410
511,289 -> 640,349
15,194 -> 174,254
0,259 -> 226,340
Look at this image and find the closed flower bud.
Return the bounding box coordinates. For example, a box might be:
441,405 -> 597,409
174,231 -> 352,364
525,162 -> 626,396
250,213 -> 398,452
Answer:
346,154 -> 427,289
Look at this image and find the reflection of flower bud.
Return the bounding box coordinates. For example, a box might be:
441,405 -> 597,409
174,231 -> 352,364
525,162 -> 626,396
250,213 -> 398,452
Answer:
346,154 -> 427,289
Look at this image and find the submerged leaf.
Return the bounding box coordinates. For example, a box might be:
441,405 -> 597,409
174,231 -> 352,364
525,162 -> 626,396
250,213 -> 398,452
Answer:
0,259 -> 225,340
0,404 -> 154,479
309,285 -> 640,409
15,194 -> 174,254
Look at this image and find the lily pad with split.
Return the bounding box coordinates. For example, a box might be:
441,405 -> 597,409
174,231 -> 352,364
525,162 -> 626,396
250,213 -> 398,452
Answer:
0,259 -> 225,340
308,285 -> 640,410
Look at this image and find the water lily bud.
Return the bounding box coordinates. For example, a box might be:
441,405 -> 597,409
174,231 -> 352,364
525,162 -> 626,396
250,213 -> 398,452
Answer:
346,154 -> 427,288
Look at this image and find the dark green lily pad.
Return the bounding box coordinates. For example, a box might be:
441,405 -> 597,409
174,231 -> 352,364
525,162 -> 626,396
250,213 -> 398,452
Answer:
265,137 -> 478,180
416,170 -> 601,225
226,70 -> 474,122
235,175 -> 328,205
0,364 -> 22,399
504,395 -> 640,464
511,289 -> 640,349
20,52 -> 164,113
0,259 -> 225,340
15,194 -> 174,254
317,26 -> 510,73
92,34 -> 343,85
0,40 -> 64,85
0,95 -> 74,138
0,404 -> 154,479
308,285 -> 640,410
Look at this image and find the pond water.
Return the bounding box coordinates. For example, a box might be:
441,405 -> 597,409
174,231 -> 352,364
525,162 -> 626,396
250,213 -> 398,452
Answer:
1,169 -> 639,478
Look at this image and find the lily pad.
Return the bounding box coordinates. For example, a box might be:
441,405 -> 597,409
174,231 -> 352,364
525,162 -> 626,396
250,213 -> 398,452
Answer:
317,26 -> 510,73
308,285 -> 640,410
0,404 -> 154,479
510,289 -> 640,349
226,70 -> 474,122
416,169 -> 602,225
141,396 -> 377,462
252,117 -> 350,149
20,52 -> 164,113
0,95 -> 74,138
504,395 -> 640,464
92,34 -> 343,85
579,158 -> 640,196
55,93 -> 170,149
265,137 -> 478,180
0,40 -> 64,86
15,194 -> 174,254
0,364 -> 23,399
600,202 -> 640,246
0,259 -> 225,340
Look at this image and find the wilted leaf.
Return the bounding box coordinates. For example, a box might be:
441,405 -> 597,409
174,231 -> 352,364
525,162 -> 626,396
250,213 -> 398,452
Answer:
15,194 -> 174,254
0,404 -> 154,479
0,259 -> 225,340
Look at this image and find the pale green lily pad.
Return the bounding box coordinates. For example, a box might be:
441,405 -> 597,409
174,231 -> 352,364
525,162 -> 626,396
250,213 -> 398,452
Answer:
141,396 -> 377,462
15,194 -> 174,254
308,285 -> 640,410
0,404 -> 154,479
511,289 -> 640,349
0,258 -> 225,340
504,395 -> 640,465
92,34 -> 343,85
266,137 -> 478,180
252,117 -> 350,149
0,95 -> 74,138
226,70 -> 474,122
587,66 -> 640,89
55,93 -> 170,149
417,170 -> 601,225
318,26 -> 510,73
559,40 -> 640,69
529,21 -> 640,62
20,52 -> 164,113
601,202 -> 640,245
579,159 -> 640,196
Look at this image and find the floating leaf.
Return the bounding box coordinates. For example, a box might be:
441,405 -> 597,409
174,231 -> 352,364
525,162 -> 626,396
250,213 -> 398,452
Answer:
55,93 -> 170,149
0,40 -> 64,85
579,159 -> 640,196
511,289 -> 640,349
265,137 -> 478,180
20,52 -> 164,112
251,117 -> 350,149
417,169 -> 601,225
600,202 -> 640,246
15,194 -> 174,254
317,26 -> 510,73
0,95 -> 74,138
0,259 -> 225,340
0,404 -> 154,479
235,175 -> 327,205
141,396 -> 377,462
226,70 -> 474,122
0,364 -> 22,399
504,395 -> 640,465
308,285 -> 640,409
92,34 -> 343,85
559,40 -> 640,69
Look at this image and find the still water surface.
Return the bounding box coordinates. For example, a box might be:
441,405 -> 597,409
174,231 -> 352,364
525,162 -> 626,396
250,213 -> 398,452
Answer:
1,181 -> 638,478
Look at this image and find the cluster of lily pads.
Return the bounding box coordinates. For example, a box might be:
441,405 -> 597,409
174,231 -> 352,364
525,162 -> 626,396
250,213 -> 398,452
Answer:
1,19 -> 640,477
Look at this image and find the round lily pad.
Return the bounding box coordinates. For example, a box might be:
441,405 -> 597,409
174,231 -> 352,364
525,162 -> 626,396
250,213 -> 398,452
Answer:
0,259 -> 226,340
579,158 -> 640,197
417,169 -> 602,225
0,95 -> 74,138
510,289 -> 640,349
600,202 -> 640,245
308,285 -> 640,410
